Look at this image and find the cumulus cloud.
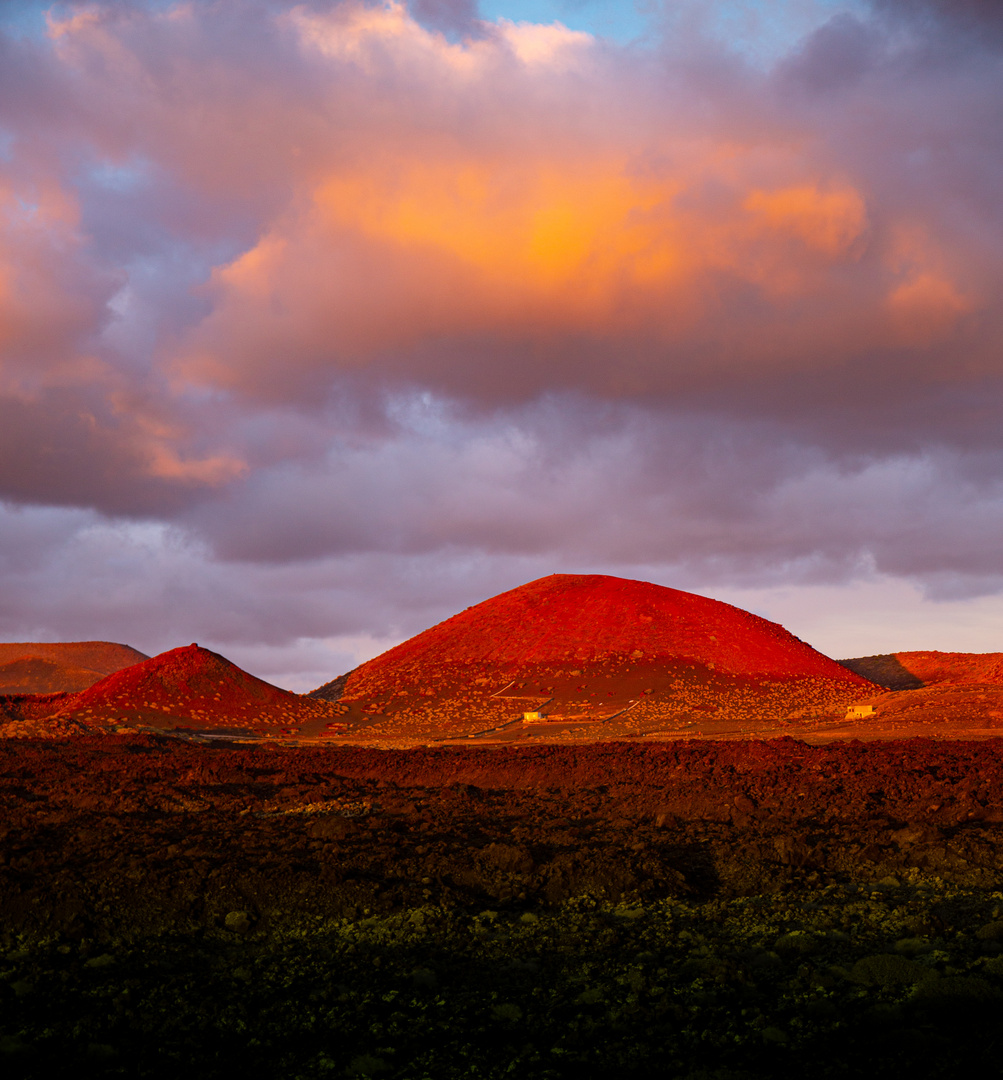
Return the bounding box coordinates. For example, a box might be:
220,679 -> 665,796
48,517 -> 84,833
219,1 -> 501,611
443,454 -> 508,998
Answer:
0,0 -> 1002,674
160,1 -> 997,423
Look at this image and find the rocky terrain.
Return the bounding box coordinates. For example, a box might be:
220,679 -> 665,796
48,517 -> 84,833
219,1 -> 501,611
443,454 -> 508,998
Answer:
3,736 -> 1003,1078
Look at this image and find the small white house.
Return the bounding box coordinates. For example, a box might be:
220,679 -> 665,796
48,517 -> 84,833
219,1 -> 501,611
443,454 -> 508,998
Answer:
523,711 -> 543,722
845,704 -> 876,719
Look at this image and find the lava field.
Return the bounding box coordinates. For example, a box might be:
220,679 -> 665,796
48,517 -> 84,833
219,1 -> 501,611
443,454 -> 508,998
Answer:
3,736 -> 1003,1078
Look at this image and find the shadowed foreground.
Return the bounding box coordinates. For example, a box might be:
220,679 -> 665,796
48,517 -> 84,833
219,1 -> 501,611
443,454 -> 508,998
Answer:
3,737 -> 1003,1078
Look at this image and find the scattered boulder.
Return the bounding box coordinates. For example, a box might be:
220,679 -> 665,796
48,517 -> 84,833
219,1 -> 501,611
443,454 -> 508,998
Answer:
224,911 -> 253,934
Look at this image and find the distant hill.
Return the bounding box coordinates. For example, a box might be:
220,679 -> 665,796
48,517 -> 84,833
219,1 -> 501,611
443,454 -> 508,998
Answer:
832,652 -> 1003,736
310,574 -> 874,742
840,651 -> 1003,689
0,642 -> 148,694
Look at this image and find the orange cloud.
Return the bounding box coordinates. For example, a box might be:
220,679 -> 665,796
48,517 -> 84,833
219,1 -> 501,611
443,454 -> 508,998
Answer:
181,143 -> 880,396
744,183 -> 867,256
887,273 -> 972,346
10,0 -> 994,414
145,445 -> 247,485
881,224 -> 973,347
313,159 -> 682,309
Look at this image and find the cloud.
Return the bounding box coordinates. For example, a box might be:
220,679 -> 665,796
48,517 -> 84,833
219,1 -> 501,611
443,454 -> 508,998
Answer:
156,0 -> 998,438
408,0 -> 480,38
872,0 -> 1003,47
0,0 -> 1002,673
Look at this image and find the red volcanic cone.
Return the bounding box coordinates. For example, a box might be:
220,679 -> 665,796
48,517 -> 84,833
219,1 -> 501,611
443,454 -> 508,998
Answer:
313,575 -> 875,743
345,574 -> 865,685
54,643 -> 344,733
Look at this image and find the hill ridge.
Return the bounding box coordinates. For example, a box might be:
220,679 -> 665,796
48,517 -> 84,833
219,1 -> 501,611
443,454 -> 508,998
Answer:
841,651 -> 1003,689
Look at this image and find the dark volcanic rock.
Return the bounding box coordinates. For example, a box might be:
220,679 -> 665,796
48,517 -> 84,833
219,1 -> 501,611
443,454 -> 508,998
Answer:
3,736 -> 1003,1078
5,734 -> 1001,1080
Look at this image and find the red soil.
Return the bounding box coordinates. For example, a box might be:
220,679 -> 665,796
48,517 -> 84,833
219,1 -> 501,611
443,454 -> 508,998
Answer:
3,644 -> 347,737
0,658 -> 112,695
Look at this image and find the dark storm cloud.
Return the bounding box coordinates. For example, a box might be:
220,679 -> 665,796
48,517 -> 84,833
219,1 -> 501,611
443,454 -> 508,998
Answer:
872,0 -> 1003,46
175,396 -> 1003,601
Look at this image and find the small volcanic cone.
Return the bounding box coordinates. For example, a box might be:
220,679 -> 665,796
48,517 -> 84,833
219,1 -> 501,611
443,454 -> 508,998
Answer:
18,644 -> 347,737
312,574 -> 875,742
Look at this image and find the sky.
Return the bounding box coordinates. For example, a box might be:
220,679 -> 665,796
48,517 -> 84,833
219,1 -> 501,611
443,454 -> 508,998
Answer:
0,0 -> 1001,691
